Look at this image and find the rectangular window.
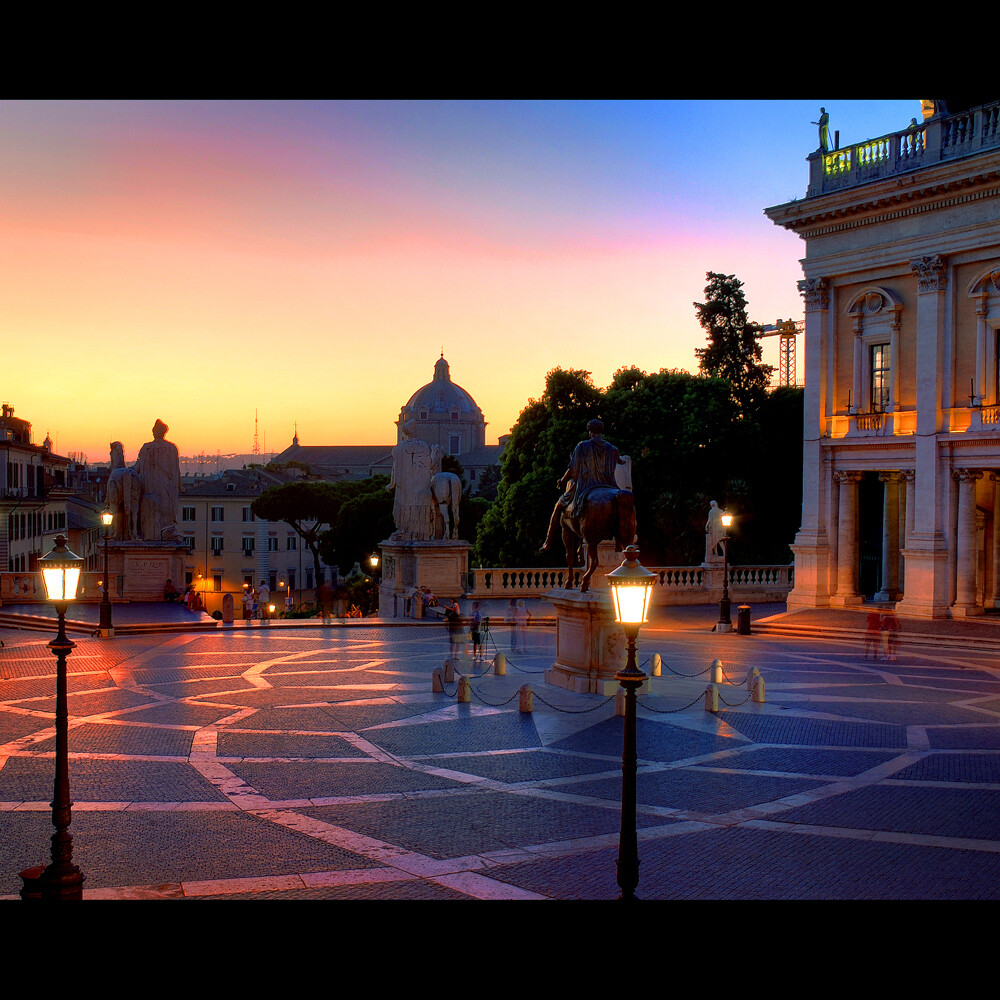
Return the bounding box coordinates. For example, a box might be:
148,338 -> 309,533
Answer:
211,507 -> 224,522
184,535 -> 196,551
182,507 -> 196,521
211,536 -> 224,555
268,536 -> 279,551
286,535 -> 297,550
870,344 -> 889,412
213,574 -> 222,592
242,507 -> 254,522
242,537 -> 255,556
288,569 -> 296,591
449,434 -> 461,454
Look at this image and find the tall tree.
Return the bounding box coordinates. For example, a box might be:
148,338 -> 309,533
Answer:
693,272 -> 773,418
252,481 -> 349,603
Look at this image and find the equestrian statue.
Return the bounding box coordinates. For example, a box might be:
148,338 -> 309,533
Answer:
539,418 -> 636,593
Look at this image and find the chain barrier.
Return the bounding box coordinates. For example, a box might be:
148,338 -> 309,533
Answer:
720,664 -> 753,686
531,690 -> 617,714
468,686 -> 523,708
636,691 -> 706,715
662,662 -> 711,678
718,688 -> 754,708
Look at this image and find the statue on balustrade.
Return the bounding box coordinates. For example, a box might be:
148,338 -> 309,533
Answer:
812,107 -> 830,151
705,500 -> 725,559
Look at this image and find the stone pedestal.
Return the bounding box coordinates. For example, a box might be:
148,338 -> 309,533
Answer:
543,588 -> 639,696
107,540 -> 188,601
377,539 -> 471,618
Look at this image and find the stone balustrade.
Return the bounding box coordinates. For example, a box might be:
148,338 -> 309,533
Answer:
809,101 -> 1000,197
466,562 -> 793,604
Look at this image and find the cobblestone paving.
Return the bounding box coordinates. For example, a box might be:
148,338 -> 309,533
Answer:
3,615 -> 1000,900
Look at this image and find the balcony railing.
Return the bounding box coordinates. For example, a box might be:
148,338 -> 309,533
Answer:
810,101 -> 1000,197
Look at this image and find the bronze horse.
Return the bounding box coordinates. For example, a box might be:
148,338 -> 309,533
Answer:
560,487 -> 636,592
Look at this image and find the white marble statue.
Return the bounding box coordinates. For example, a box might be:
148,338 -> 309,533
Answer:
387,419 -> 436,540
136,419 -> 182,542
705,500 -> 725,560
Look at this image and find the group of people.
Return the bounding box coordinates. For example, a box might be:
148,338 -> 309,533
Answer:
241,580 -> 290,621
864,609 -> 901,661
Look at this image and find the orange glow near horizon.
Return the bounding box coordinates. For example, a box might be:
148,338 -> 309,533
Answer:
1,100 -> 919,464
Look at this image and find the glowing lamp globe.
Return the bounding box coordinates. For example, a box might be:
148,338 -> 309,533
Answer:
607,545 -> 656,626
39,535 -> 84,603
101,508 -> 114,528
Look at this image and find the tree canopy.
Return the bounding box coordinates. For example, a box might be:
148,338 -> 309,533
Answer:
693,272 -> 773,418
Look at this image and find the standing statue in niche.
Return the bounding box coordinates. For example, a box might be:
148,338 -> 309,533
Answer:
705,500 -> 725,559
136,419 -> 182,542
106,441 -> 142,541
387,419 -> 436,540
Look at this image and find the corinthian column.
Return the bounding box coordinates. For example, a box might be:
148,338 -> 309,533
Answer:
831,470 -> 863,606
952,468 -> 983,616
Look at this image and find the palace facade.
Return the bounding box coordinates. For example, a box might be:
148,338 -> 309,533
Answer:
765,99 -> 1000,617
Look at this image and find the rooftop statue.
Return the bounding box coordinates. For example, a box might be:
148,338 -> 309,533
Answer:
540,418 -> 636,592
811,107 -> 830,152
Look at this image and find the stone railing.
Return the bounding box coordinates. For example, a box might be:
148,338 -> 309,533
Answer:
981,404 -> 1000,426
809,101 -> 1000,197
467,563 -> 793,604
854,412 -> 884,432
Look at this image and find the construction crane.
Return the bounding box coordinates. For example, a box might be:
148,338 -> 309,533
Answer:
760,318 -> 803,388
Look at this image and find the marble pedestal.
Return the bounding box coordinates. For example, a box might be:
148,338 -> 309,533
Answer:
106,540 -> 188,601
543,588 -> 642,696
377,538 -> 471,619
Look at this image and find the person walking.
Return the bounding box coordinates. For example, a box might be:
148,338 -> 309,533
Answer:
471,601 -> 483,661
881,610 -> 901,661
864,610 -> 881,660
258,580 -> 270,622
514,599 -> 531,653
242,588 -> 253,621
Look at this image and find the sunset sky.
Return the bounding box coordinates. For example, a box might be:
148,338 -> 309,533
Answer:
0,99 -> 920,463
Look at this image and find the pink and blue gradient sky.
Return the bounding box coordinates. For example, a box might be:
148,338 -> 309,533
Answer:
0,99 -> 919,462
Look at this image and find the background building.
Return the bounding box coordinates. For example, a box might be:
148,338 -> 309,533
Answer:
766,99 -> 1000,617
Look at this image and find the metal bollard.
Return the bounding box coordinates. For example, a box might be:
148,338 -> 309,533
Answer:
493,652 -> 506,676
704,683 -> 719,714
519,684 -> 533,713
457,676 -> 471,703
752,674 -> 765,703
747,666 -> 760,693
432,668 -> 444,693
737,605 -> 751,635
444,658 -> 456,683
650,653 -> 661,677
711,658 -> 724,684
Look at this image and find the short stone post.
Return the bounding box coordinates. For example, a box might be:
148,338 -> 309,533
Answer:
746,666 -> 760,693
752,674 -> 765,704
650,653 -> 661,677
222,592 -> 235,624
711,658 -> 723,684
432,668 -> 444,693
457,676 -> 471,703
443,658 -> 456,683
704,684 -> 719,714
493,652 -> 506,676
519,684 -> 533,713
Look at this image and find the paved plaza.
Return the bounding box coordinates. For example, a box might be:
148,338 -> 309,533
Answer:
2,601 -> 1000,901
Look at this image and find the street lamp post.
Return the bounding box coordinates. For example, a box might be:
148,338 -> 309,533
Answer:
99,507 -> 114,637
717,512 -> 734,632
607,544 -> 656,901
26,535 -> 86,900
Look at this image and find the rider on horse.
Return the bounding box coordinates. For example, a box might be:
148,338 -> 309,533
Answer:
540,418 -> 625,552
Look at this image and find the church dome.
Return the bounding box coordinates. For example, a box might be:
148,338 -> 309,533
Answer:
403,354 -> 483,418
397,353 -> 486,451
